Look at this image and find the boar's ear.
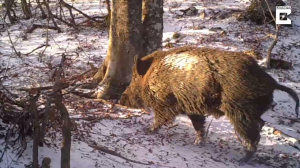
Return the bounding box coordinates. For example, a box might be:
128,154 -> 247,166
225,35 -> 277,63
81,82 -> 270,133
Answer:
136,56 -> 153,76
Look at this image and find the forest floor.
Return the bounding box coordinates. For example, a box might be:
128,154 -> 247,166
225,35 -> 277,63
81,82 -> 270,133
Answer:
0,0 -> 300,167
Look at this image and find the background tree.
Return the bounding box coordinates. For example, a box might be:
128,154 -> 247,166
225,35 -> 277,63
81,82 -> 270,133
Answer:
21,0 -> 31,19
93,0 -> 164,99
142,0 -> 164,56
4,0 -> 17,24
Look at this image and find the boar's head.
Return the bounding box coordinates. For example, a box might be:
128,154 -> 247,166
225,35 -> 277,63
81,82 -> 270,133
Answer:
119,55 -> 153,108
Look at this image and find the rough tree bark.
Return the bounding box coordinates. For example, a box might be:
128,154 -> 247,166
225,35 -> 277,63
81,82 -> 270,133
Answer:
21,0 -> 32,19
105,0 -> 111,19
94,0 -> 143,99
4,0 -> 17,24
93,0 -> 164,99
30,93 -> 40,168
142,0 -> 164,55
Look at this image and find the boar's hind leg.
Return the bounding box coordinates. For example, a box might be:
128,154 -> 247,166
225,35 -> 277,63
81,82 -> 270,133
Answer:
229,115 -> 262,164
188,115 -> 206,145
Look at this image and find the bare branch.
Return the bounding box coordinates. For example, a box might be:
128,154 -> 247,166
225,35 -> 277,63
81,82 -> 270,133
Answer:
42,0 -> 61,33
23,44 -> 50,55
266,25 -> 281,68
0,127 -> 12,162
30,92 -> 40,168
87,141 -> 153,166
264,0 -> 276,21
0,13 -> 22,57
49,55 -> 72,168
59,0 -> 103,23
262,0 -> 282,68
25,24 -> 60,33
53,15 -> 78,29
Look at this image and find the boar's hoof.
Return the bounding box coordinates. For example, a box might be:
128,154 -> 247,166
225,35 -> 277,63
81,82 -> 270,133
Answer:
143,125 -> 159,134
194,136 -> 206,146
149,125 -> 159,133
238,150 -> 255,165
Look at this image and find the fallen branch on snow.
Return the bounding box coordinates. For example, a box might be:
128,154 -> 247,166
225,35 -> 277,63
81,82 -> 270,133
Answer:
59,0 -> 103,23
87,141 -> 158,166
25,24 -> 60,33
24,44 -> 50,55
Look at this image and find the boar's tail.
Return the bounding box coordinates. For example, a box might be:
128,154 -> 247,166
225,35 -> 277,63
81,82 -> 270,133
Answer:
276,84 -> 299,118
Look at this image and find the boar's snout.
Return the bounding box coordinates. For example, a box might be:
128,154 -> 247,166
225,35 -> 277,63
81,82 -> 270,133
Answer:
119,93 -> 129,106
119,91 -> 145,109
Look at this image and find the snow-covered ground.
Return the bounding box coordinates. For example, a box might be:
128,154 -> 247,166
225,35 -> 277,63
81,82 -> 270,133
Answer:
0,0 -> 300,167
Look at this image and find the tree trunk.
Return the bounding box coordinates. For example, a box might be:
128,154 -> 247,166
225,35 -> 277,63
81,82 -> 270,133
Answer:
30,94 -> 40,168
21,0 -> 31,19
105,0 -> 111,18
54,91 -> 71,168
142,0 -> 164,55
43,0 -> 61,33
4,0 -> 17,24
93,0 -> 164,99
95,0 -> 143,99
36,0 -> 47,19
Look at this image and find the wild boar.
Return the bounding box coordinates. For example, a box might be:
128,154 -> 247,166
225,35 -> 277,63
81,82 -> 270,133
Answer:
119,46 -> 299,163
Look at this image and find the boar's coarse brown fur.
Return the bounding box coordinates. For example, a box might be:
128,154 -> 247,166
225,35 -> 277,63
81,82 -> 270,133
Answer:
119,46 -> 299,163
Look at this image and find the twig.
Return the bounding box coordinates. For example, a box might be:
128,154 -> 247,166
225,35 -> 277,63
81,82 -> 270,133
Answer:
42,0 -> 61,33
40,55 -> 67,146
264,0 -> 276,21
0,14 -> 21,57
89,98 -> 149,112
18,83 -> 69,92
70,90 -> 95,98
205,117 -> 213,137
167,123 -> 178,130
210,156 -> 228,166
25,24 -> 60,33
66,67 -> 98,81
266,25 -> 281,68
289,143 -> 300,152
30,91 -> 40,168
263,0 -> 281,68
0,127 -> 12,162
53,15 -> 77,29
52,55 -> 72,168
59,0 -> 102,23
54,91 -> 71,168
87,142 -> 153,166
23,44 -> 50,55
39,96 -> 53,146
40,16 -> 50,55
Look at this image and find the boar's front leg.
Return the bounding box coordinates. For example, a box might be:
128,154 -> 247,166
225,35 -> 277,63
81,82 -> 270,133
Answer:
188,114 -> 206,145
149,108 -> 177,133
